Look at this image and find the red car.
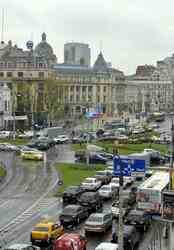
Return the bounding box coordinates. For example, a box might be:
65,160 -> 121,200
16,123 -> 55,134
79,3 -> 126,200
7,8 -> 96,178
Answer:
53,233 -> 87,250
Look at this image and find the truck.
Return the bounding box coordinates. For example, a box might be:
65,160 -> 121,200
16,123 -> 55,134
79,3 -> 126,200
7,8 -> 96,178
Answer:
136,172 -> 169,213
43,127 -> 64,138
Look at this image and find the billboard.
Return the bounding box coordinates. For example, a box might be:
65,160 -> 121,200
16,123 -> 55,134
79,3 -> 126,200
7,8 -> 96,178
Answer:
113,156 -> 145,177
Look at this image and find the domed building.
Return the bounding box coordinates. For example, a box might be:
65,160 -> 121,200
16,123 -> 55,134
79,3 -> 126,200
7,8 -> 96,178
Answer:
35,33 -> 57,66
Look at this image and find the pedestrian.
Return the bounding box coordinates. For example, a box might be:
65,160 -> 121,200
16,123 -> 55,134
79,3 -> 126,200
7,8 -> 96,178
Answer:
111,218 -> 117,243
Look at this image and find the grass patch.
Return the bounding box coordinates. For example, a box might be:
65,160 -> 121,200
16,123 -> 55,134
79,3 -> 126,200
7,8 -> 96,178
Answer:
0,166 -> 6,177
72,142 -> 168,155
0,138 -> 29,145
55,163 -> 105,195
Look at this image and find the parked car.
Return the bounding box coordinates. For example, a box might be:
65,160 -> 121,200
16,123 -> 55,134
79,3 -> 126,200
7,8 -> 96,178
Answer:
84,212 -> 112,233
62,186 -> 84,204
78,191 -> 102,213
5,244 -> 40,250
81,177 -> 101,191
18,130 -> 34,139
111,225 -> 141,250
59,205 -> 88,228
31,219 -> 64,245
53,233 -> 87,250
72,137 -> 87,144
21,148 -> 44,161
0,130 -> 10,139
94,170 -> 112,185
0,143 -> 19,152
95,242 -> 118,250
54,135 -> 69,144
124,209 -> 151,232
98,184 -> 118,200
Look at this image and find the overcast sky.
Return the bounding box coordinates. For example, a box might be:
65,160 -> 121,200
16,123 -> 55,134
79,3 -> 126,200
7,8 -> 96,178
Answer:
1,0 -> 174,74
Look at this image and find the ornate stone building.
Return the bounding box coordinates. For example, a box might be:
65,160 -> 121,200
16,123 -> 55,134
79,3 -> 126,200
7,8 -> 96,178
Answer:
53,52 -> 126,116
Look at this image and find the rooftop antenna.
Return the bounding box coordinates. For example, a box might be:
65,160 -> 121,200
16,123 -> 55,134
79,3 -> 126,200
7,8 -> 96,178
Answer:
99,40 -> 103,52
1,8 -> 5,42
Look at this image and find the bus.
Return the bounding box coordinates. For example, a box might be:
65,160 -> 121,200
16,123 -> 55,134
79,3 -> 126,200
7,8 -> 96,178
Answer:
137,172 -> 169,213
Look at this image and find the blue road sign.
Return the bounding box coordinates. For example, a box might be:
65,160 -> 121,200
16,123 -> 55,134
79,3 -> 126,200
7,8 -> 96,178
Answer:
113,156 -> 145,177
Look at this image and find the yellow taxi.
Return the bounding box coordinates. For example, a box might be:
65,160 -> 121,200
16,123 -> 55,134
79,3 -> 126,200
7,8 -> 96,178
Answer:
31,219 -> 64,244
21,148 -> 44,161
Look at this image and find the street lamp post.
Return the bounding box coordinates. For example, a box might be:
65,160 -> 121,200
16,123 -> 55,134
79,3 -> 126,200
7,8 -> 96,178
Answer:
113,141 -> 124,250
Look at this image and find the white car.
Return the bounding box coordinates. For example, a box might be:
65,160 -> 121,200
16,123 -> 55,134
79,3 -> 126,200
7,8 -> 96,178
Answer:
123,176 -> 134,186
110,177 -> 129,189
54,135 -> 69,144
95,242 -> 118,250
0,130 -> 10,138
99,184 -> 118,199
0,143 -> 19,152
18,130 -> 34,139
81,177 -> 101,191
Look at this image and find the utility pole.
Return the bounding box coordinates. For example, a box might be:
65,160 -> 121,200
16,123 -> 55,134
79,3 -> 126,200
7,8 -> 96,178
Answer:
12,86 -> 16,140
113,141 -> 124,250
168,120 -> 174,250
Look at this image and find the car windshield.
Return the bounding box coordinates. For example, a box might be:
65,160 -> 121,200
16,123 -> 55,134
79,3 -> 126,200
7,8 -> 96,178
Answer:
96,172 -> 105,176
88,215 -> 103,222
84,179 -> 94,183
33,226 -> 49,232
101,186 -> 110,191
63,206 -> 78,214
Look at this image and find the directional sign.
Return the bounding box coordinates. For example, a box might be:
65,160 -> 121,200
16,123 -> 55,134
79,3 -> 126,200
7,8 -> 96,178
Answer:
113,156 -> 145,177
113,156 -> 132,176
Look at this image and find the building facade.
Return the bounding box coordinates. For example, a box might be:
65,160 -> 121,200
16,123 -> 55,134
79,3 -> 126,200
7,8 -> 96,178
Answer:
0,81 -> 11,129
53,52 -> 126,116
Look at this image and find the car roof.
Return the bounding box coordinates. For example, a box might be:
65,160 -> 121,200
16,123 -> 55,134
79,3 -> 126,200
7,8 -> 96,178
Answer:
95,242 -> 118,250
85,177 -> 96,180
80,191 -> 98,197
6,244 -> 32,249
34,220 -> 55,227
89,212 -> 110,218
65,204 -> 81,209
57,233 -> 81,241
128,210 -> 145,216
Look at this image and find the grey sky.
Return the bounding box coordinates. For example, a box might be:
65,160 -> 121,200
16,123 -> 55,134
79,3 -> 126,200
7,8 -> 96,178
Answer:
1,0 -> 174,74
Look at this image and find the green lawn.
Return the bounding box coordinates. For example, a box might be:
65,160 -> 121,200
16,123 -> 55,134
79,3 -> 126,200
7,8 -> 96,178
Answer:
0,138 -> 29,145
72,142 -> 168,155
0,166 -> 6,177
55,163 -> 105,195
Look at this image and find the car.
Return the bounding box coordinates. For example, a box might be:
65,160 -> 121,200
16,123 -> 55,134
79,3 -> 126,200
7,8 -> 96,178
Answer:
21,148 -> 44,161
123,176 -> 134,186
124,209 -> 151,232
0,130 -> 10,139
89,154 -> 108,164
95,242 -> 118,250
77,191 -> 102,213
18,130 -> 34,139
94,170 -> 112,185
71,136 -> 87,144
99,152 -> 113,160
84,212 -> 112,233
98,184 -> 118,200
121,189 -> 137,206
30,219 -> 64,245
110,177 -> 130,189
111,200 -> 130,219
0,143 -> 20,152
54,135 -> 69,144
62,186 -> 84,204
59,205 -> 88,228
111,225 -> 141,250
53,233 -> 87,250
4,244 -> 40,250
81,177 -> 102,191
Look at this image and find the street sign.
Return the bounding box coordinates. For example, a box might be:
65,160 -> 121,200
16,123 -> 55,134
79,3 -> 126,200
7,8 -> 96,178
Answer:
113,156 -> 146,177
113,156 -> 132,176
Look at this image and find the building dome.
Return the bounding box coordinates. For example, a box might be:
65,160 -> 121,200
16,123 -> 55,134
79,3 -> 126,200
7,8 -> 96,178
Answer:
35,33 -> 57,64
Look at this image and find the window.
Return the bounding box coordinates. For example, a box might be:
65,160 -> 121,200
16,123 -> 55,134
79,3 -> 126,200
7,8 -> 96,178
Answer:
39,72 -> 44,78
18,72 -> 23,77
103,86 -> 106,92
70,86 -> 74,92
0,72 -> 4,77
7,72 -> 12,77
76,86 -> 80,92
